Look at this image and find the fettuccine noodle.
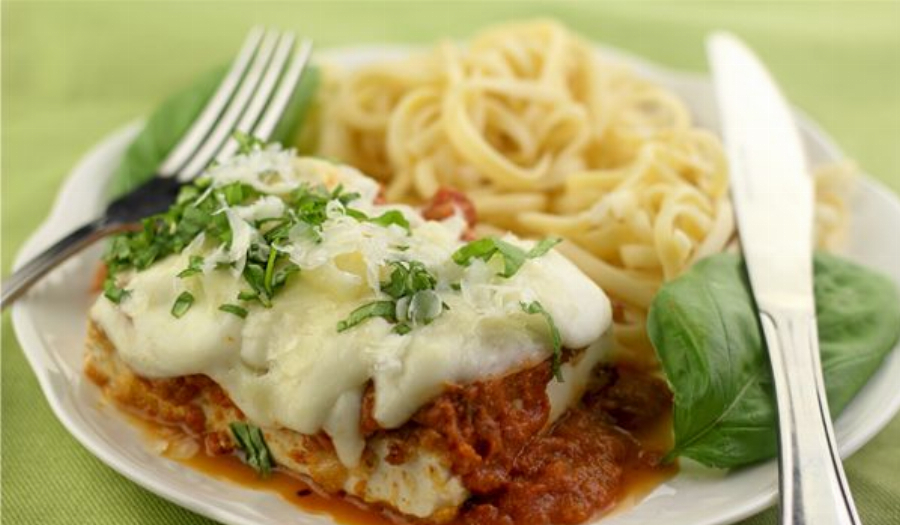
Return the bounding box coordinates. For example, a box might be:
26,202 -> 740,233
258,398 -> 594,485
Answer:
315,20 -> 853,364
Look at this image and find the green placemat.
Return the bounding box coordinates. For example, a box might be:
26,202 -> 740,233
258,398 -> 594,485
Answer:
2,2 -> 899,524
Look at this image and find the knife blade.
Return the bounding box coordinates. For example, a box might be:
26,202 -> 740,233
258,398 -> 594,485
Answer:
707,32 -> 861,525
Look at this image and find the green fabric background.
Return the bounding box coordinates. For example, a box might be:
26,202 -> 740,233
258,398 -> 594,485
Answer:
2,1 -> 899,524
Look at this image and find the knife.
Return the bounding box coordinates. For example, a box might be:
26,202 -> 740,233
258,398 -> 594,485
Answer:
707,33 -> 861,525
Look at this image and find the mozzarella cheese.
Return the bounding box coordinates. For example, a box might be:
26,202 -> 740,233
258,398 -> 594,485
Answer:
91,149 -> 613,468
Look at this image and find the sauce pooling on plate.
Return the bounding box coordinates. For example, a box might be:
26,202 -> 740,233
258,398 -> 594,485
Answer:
121,364 -> 676,525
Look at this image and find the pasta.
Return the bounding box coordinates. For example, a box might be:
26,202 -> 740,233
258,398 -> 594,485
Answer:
813,161 -> 856,252
315,19 -> 853,364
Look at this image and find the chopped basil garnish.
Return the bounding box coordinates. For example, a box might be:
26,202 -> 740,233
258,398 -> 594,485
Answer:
527,237 -> 562,259
344,207 -> 369,221
240,251 -> 299,309
452,237 -> 561,278
238,290 -> 259,302
233,131 -> 266,155
102,165 -> 335,311
242,263 -> 271,307
337,300 -> 396,332
177,255 -> 205,278
99,139 -> 445,321
171,291 -> 194,318
381,261 -> 436,300
520,300 -> 564,382
263,246 -> 279,296
229,422 -> 274,477
103,280 -> 129,304
342,207 -> 411,233
271,263 -> 300,289
337,260 -> 446,334
369,210 -> 411,233
292,183 -> 360,232
102,179 -> 251,302
219,303 -> 248,319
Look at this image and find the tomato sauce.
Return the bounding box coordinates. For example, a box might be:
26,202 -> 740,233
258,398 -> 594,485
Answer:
181,451 -> 397,525
122,362 -> 676,525
428,364 -> 675,525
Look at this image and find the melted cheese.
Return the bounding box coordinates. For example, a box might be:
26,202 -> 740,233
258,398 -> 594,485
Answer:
359,440 -> 467,518
91,151 -> 613,468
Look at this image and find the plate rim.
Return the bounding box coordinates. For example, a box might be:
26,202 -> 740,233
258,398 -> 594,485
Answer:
10,42 -> 900,525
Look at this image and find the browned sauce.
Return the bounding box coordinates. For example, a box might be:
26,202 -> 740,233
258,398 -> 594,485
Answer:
122,410 -> 397,525
412,363 -> 675,525
181,449 -> 396,525
179,435 -> 674,525
122,364 -> 676,525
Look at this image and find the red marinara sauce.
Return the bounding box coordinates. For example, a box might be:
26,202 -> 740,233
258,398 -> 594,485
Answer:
129,363 -> 674,525
416,363 -> 675,525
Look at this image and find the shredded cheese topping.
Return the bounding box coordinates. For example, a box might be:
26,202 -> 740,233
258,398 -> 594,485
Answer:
91,147 -> 612,467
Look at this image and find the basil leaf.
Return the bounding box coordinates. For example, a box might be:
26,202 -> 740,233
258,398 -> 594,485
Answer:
393,323 -> 412,335
238,290 -> 259,302
369,210 -> 411,233
333,186 -> 361,206
337,300 -> 397,332
242,263 -> 271,307
103,280 -> 129,304
229,422 -> 274,477
453,237 -> 558,278
219,181 -> 258,206
521,301 -> 564,382
345,208 -> 369,221
292,184 -> 334,228
381,261 -> 437,300
263,247 -> 279,295
108,65 -> 319,200
649,252 -> 900,468
272,262 -> 300,289
342,261 -> 445,335
171,291 -> 195,318
219,303 -> 248,319
408,263 -> 437,293
108,67 -> 225,200
177,255 -> 205,278
527,237 -> 561,258
232,131 -> 266,155
108,236 -> 132,260
381,264 -> 409,300
453,237 -> 510,265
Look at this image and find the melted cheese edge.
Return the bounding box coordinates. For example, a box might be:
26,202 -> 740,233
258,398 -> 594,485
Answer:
91,155 -> 613,469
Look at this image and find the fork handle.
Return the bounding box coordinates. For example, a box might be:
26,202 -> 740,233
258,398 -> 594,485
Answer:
1,217 -> 120,309
760,306 -> 862,525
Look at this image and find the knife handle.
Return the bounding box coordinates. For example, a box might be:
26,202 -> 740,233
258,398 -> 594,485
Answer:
760,306 -> 862,525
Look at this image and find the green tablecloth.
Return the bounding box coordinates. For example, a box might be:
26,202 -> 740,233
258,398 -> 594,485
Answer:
2,1 -> 899,524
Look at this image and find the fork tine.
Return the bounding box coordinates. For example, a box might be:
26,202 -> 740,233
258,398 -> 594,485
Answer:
157,27 -> 264,178
176,29 -> 282,181
251,39 -> 314,143
214,32 -> 297,163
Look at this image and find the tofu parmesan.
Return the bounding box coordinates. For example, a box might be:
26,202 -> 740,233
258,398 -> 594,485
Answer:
85,143 -> 670,524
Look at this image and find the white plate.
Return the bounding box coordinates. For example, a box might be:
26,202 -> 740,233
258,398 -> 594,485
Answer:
11,44 -> 900,525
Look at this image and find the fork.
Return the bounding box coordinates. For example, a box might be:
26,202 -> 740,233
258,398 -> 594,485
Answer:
0,28 -> 313,309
